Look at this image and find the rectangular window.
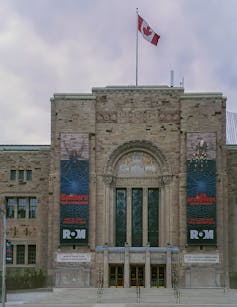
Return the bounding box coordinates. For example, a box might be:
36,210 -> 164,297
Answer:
6,198 -> 15,218
116,189 -> 127,247
26,170 -> 32,181
10,170 -> 16,180
132,188 -> 143,247
18,198 -> 26,218
148,188 -> 159,246
16,245 -> 25,264
29,198 -> 37,218
18,170 -> 24,181
28,245 -> 36,264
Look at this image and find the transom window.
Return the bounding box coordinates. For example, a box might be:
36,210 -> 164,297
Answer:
115,151 -> 158,178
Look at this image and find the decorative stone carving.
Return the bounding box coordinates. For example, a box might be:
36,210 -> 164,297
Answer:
115,152 -> 159,178
104,140 -> 172,186
105,140 -> 171,175
96,110 -> 180,124
103,175 -> 114,186
159,175 -> 173,186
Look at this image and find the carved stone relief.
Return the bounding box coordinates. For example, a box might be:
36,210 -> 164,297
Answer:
115,152 -> 159,178
104,140 -> 172,186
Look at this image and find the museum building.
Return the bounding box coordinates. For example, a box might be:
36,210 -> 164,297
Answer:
1,85 -> 237,289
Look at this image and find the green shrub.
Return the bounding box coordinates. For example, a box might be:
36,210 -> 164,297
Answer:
1,268 -> 47,290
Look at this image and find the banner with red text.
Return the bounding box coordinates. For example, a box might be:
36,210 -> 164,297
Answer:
186,133 -> 216,245
60,133 -> 89,245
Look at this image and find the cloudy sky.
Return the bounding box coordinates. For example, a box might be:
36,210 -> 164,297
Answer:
0,0 -> 237,144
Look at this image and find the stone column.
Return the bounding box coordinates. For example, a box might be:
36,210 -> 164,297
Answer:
89,134 -> 96,250
166,246 -> 172,288
104,185 -> 110,244
145,244 -> 151,288
143,188 -> 148,246
159,185 -> 165,246
124,243 -> 130,288
103,247 -> 109,288
103,175 -> 115,246
127,188 -> 132,246
109,188 -> 115,245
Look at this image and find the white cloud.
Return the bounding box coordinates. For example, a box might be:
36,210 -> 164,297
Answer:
0,0 -> 237,143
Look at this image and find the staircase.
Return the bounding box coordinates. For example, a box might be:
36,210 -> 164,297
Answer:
7,287 -> 237,306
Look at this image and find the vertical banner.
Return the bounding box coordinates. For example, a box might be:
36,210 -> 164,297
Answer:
186,133 -> 216,245
60,133 -> 89,245
6,240 -> 13,264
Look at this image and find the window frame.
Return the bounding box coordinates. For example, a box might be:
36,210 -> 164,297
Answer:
28,245 -> 36,264
16,245 -> 25,265
18,170 -> 25,181
6,198 -> 16,218
29,197 -> 37,219
17,198 -> 27,218
10,170 -> 16,181
26,170 -> 32,181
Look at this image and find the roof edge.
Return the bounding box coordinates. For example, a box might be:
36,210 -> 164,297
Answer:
0,145 -> 51,151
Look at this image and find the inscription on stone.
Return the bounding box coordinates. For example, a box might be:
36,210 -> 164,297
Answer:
96,110 -> 179,123
56,253 -> 91,263
184,253 -> 220,264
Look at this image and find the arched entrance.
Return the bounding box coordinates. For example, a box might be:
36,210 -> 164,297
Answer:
100,140 -> 173,288
103,140 -> 172,248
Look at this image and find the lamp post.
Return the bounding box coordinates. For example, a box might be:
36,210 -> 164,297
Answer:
0,208 -> 6,307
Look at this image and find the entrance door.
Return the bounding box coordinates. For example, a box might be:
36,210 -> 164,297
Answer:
130,265 -> 145,287
109,265 -> 124,287
151,265 -> 166,287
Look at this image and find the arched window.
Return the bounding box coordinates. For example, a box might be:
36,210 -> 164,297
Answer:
114,151 -> 160,247
103,141 -> 172,248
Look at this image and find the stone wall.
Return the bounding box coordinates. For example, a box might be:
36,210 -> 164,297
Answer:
227,146 -> 237,287
0,146 -> 50,271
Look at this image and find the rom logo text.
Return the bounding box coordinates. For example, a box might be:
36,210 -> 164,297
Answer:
63,229 -> 86,239
190,229 -> 214,240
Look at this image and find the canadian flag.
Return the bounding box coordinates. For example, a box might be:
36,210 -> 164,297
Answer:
138,15 -> 160,46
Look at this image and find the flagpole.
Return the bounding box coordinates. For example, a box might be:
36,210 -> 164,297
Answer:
136,8 -> 138,86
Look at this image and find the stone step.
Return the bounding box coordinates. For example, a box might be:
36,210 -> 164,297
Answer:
6,288 -> 237,305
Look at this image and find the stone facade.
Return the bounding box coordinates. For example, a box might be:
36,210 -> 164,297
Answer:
0,85 -> 236,289
227,146 -> 237,287
0,146 -> 50,270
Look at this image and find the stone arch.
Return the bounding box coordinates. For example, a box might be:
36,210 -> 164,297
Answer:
104,140 -> 172,186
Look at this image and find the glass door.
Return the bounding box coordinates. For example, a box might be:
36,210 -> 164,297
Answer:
151,265 -> 166,287
130,265 -> 145,287
109,265 -> 124,287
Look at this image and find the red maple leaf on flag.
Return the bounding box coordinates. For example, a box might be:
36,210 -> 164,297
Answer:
143,26 -> 152,37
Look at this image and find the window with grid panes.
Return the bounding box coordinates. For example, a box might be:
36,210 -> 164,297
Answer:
16,245 -> 25,264
18,198 -> 26,218
28,245 -> 36,264
18,170 -> 24,181
29,198 -> 37,218
26,170 -> 32,181
6,198 -> 15,218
